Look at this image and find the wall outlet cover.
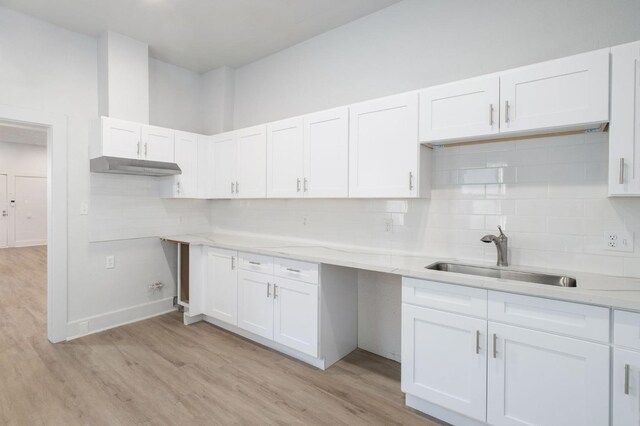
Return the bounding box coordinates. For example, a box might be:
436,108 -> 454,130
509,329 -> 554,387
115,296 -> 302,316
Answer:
105,255 -> 115,269
604,230 -> 634,253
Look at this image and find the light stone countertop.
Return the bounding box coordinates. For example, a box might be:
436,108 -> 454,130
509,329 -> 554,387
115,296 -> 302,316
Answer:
162,233 -> 640,312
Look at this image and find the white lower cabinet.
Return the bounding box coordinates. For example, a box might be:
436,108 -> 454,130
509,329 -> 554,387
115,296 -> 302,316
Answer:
206,248 -> 237,325
237,269 -> 274,339
402,277 -> 612,426
614,348 -> 640,425
487,322 -> 610,426
273,277 -> 318,357
402,304 -> 487,421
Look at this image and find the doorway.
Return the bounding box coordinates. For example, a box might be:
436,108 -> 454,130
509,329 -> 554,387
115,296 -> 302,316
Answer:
0,105 -> 68,343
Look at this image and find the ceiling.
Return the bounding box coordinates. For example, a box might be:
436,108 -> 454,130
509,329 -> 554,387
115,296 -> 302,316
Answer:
0,123 -> 47,146
0,0 -> 401,72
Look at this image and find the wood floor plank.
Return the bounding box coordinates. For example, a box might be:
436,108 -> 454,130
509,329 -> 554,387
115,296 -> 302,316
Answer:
0,246 -> 442,425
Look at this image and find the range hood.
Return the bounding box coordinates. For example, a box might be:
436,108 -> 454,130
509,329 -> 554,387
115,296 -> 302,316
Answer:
90,156 -> 182,176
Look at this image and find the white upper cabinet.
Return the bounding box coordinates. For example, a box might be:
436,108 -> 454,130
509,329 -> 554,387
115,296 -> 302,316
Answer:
236,125 -> 267,199
500,49 -> 610,135
419,75 -> 500,143
170,131 -> 199,198
267,117 -> 304,198
197,135 -> 214,199
349,93 -> 430,198
142,125 -> 175,162
609,41 -> 640,196
303,107 -> 349,198
97,117 -> 142,159
212,131 -> 238,198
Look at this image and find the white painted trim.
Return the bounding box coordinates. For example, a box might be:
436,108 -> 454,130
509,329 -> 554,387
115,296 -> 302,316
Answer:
199,314 -> 327,370
66,297 -> 177,340
0,104 -> 68,343
13,240 -> 47,248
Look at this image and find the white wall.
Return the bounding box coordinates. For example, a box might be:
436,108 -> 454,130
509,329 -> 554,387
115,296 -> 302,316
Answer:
220,0 -> 640,359
0,141 -> 46,176
234,0 -> 640,127
0,6 -> 211,337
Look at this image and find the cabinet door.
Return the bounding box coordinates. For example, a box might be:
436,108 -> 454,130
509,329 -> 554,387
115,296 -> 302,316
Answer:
401,304 -> 487,421
237,270 -> 273,339
173,131 -> 199,198
206,248 -> 238,325
212,132 -> 237,198
267,117 -> 304,198
273,278 -> 318,357
419,76 -> 500,143
487,322 -> 609,426
197,135 -> 214,199
500,49 -> 609,135
102,117 -> 141,159
609,41 -> 640,196
614,347 -> 640,426
349,93 -> 420,198
142,125 -> 175,162
236,125 -> 267,199
303,107 -> 349,198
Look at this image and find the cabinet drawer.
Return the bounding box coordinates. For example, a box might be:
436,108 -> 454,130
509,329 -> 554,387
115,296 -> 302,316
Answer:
238,252 -> 273,275
274,258 -> 318,284
402,277 -> 487,317
488,291 -> 609,342
615,310 -> 640,350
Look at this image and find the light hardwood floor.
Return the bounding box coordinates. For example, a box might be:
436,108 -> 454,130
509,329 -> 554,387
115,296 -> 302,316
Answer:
0,246 -> 441,425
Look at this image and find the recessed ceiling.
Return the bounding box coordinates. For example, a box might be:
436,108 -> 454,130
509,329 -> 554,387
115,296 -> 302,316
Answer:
0,123 -> 47,146
0,0 -> 401,72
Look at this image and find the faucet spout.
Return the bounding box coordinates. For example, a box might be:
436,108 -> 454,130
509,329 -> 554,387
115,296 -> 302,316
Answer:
480,226 -> 509,267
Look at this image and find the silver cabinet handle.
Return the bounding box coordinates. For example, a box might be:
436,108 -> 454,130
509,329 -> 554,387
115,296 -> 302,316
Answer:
231,257 -> 235,270
489,104 -> 494,126
273,284 -> 278,299
267,283 -> 271,298
504,100 -> 510,124
236,181 -> 239,194
296,178 -> 301,192
144,142 -> 148,157
409,172 -> 414,191
492,333 -> 498,358
303,178 -> 308,192
475,330 -> 481,354
1,210 -> 7,217
176,181 -> 181,193
231,182 -> 235,194
248,261 -> 261,265
625,364 -> 630,395
620,158 -> 625,185
286,268 -> 300,273
137,141 -> 141,156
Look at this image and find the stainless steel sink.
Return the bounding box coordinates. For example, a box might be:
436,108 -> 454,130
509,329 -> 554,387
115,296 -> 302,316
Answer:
426,262 -> 577,287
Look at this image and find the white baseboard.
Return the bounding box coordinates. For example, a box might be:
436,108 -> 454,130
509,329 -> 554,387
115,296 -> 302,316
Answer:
406,394 -> 486,426
66,297 -> 177,340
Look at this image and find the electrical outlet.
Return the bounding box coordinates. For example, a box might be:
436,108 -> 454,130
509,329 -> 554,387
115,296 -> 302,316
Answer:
604,230 -> 634,252
384,218 -> 394,233
80,202 -> 89,215
105,255 -> 115,269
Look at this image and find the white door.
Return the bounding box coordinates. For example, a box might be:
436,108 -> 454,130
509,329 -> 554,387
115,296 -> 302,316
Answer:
419,75 -> 500,143
212,132 -> 237,198
206,248 -> 238,325
614,348 -> 640,425
487,322 -> 610,426
401,304 -> 487,422
500,49 -> 610,135
303,107 -> 349,198
102,117 -> 141,159
349,93 -> 419,198
236,125 -> 267,199
273,278 -> 318,357
237,270 -> 273,339
267,117 -> 304,198
173,131 -> 199,198
142,125 -> 174,162
14,176 -> 47,247
0,174 -> 7,248
198,135 -> 214,199
609,41 -> 640,196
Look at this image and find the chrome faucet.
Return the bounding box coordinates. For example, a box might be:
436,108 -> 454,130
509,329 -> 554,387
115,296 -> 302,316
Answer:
481,226 -> 508,267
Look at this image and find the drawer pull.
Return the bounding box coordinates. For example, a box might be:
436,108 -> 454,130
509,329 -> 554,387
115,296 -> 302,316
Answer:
492,333 -> 498,359
286,268 -> 301,273
248,261 -> 261,266
625,364 -> 630,395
